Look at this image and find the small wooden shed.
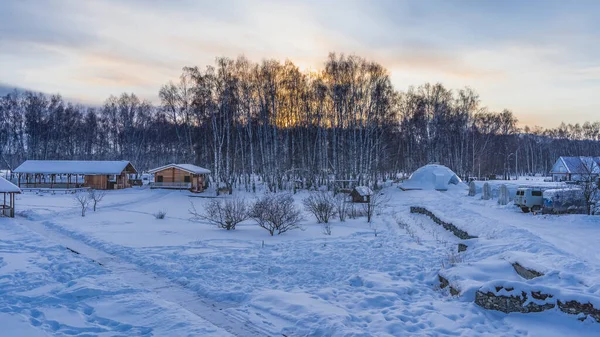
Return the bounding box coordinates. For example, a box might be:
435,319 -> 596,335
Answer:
13,160 -> 137,190
350,186 -> 373,203
148,164 -> 211,193
0,176 -> 21,218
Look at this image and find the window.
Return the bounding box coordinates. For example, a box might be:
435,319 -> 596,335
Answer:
531,191 -> 542,197
184,176 -> 191,183
157,176 -> 163,183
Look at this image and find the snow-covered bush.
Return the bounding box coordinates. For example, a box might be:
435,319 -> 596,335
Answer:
468,181 -> 476,196
497,184 -> 510,205
189,198 -> 249,230
482,182 -> 491,200
303,192 -> 337,224
250,193 -> 303,236
154,210 -> 167,219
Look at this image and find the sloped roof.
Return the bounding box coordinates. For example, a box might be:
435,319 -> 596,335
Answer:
0,177 -> 21,193
13,160 -> 137,175
148,163 -> 211,175
353,186 -> 373,196
551,157 -> 600,174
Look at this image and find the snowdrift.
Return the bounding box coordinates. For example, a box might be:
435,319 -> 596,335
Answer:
400,164 -> 464,191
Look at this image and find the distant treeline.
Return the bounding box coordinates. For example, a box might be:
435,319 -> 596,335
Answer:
2,54 -> 600,190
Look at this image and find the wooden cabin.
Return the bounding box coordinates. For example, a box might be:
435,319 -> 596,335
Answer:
148,164 -> 211,193
350,186 -> 373,203
0,176 -> 20,217
550,156 -> 600,182
13,160 -> 137,190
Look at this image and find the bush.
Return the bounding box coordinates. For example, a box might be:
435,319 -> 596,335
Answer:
250,193 -> 303,236
154,210 -> 167,219
189,198 -> 249,230
303,191 -> 337,223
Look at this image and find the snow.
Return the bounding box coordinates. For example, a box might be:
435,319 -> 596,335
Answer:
2,185 -> 600,336
353,185 -> 373,196
148,163 -> 211,175
400,164 -> 464,191
0,176 -> 20,193
13,160 -> 136,175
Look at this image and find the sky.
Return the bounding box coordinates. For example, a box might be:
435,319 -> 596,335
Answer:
1,0 -> 600,128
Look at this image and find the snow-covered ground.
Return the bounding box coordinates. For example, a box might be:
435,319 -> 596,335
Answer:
2,185 -> 600,336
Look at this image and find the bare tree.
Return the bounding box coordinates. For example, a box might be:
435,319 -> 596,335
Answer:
363,192 -> 388,223
189,198 -> 249,230
74,193 -> 90,217
303,191 -> 337,224
335,193 -> 349,222
250,193 -> 303,236
577,159 -> 599,215
88,189 -> 106,212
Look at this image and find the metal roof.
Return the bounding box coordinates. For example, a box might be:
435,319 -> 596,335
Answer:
147,163 -> 211,175
0,176 -> 21,193
13,160 -> 137,175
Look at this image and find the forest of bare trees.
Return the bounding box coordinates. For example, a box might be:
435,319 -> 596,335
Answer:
2,54 -> 600,189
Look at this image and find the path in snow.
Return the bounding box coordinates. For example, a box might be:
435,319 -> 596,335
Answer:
18,217 -> 274,337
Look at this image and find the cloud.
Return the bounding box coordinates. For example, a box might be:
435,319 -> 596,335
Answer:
2,0 -> 600,127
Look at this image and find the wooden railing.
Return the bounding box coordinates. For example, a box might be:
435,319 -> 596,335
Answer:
150,182 -> 192,189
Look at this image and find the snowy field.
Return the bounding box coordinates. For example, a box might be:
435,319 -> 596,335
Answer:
2,185 -> 600,336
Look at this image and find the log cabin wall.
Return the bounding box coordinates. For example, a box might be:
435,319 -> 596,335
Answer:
155,168 -> 192,183
154,167 -> 206,192
84,175 -> 108,189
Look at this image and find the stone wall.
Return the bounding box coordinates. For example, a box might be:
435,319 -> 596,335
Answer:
475,286 -> 600,323
475,287 -> 554,314
410,206 -> 477,240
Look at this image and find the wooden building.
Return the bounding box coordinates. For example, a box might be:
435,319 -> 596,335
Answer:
148,164 -> 211,193
350,186 -> 373,203
550,156 -> 600,182
0,176 -> 20,218
13,160 -> 137,190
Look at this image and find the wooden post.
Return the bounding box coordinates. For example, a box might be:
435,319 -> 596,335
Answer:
2,192 -> 5,217
10,193 -> 14,218
18,173 -> 21,188
67,174 -> 70,189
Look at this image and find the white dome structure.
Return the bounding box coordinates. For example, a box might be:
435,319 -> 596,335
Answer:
400,164 -> 463,191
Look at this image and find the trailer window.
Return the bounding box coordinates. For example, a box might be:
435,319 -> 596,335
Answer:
531,191 -> 542,196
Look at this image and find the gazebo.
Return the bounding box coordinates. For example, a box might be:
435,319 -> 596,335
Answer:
13,160 -> 137,190
0,176 -> 20,218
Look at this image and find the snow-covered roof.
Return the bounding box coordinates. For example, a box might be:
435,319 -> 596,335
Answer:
400,164 -> 463,191
0,176 -> 20,193
551,156 -> 600,174
353,186 -> 373,196
147,163 -> 211,175
13,160 -> 137,175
